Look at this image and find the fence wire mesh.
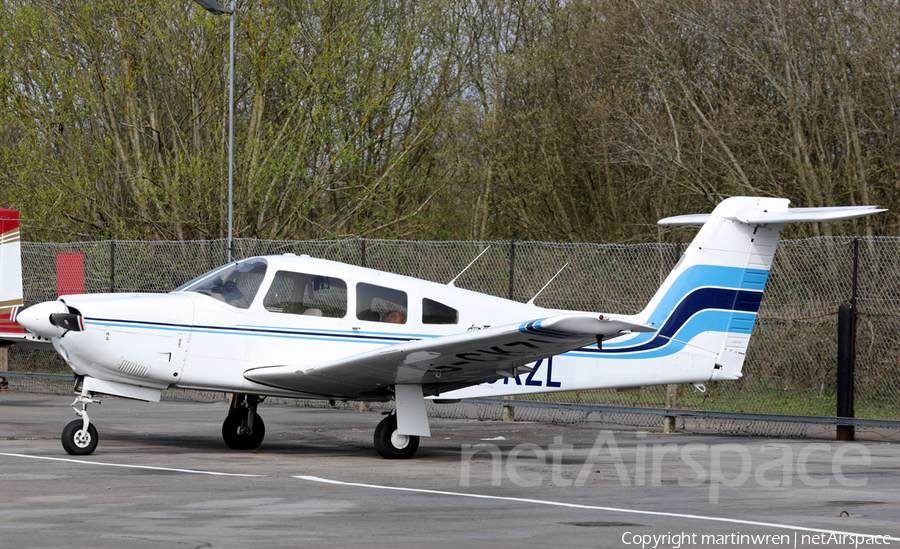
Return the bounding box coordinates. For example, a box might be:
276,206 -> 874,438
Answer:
4,236 -> 900,430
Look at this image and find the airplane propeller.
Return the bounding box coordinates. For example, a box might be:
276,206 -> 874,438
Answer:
15,301 -> 82,338
49,313 -> 85,332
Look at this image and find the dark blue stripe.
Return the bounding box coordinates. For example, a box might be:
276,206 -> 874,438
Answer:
85,317 -> 415,343
598,287 -> 761,354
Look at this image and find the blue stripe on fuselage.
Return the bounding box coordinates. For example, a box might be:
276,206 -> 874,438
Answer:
597,287 -> 761,354
84,318 -> 420,345
602,265 -> 767,349
646,265 -> 768,326
569,308 -> 758,359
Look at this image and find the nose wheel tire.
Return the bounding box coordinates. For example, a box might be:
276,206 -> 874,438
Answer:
62,419 -> 98,456
374,415 -> 419,459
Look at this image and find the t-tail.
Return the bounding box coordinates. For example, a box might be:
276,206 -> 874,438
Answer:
0,209 -> 24,338
447,197 -> 885,398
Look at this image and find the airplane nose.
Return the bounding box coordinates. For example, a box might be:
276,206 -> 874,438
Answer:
15,301 -> 73,338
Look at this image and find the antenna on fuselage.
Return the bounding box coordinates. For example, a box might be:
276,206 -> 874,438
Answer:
448,246 -> 491,287
526,263 -> 569,306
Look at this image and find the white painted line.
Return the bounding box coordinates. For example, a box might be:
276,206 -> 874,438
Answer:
0,453 -> 265,477
295,475 -> 900,542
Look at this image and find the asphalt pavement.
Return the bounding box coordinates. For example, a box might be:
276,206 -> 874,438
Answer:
1,392 -> 898,548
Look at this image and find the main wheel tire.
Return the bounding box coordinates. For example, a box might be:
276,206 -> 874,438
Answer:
374,415 -> 419,459
222,411 -> 265,450
62,419 -> 99,456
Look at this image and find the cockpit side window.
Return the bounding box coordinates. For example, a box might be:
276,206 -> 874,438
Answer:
357,283 -> 407,324
422,298 -> 458,325
263,271 -> 347,318
176,259 -> 267,309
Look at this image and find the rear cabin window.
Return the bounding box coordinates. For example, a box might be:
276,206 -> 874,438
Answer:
422,298 -> 458,325
356,283 -> 407,324
263,271 -> 347,318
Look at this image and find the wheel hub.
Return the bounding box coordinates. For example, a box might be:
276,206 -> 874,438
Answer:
390,430 -> 409,449
74,430 -> 91,448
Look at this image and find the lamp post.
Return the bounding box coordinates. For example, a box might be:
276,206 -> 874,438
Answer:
193,0 -> 235,263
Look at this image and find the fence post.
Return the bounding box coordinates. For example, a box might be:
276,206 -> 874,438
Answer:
505,241 -> 517,417
836,239 -> 860,441
836,305 -> 855,441
508,241 -> 516,300
109,240 -> 116,293
0,347 -> 7,391
359,238 -> 367,268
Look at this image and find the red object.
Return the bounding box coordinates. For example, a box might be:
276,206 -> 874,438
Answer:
1,209 -> 23,333
57,253 -> 85,296
0,209 -> 19,234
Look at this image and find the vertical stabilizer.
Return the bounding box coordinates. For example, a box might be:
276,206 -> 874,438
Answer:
0,209 -> 24,336
645,197 -> 885,383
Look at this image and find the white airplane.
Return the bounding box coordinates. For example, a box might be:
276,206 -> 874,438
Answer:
0,198 -> 885,458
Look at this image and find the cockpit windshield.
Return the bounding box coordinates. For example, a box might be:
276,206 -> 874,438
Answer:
174,259 -> 268,309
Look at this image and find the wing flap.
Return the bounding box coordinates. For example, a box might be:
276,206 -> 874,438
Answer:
243,313 -> 654,398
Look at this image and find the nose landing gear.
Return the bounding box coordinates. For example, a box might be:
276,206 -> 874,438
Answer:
62,391 -> 100,455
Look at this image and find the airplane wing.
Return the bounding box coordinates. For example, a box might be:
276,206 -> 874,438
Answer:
243,313 -> 654,399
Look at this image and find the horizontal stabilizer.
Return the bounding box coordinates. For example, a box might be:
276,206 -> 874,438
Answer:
659,204 -> 885,226
734,205 -> 886,225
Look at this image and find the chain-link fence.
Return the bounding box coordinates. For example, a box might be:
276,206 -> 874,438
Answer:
5,236 -> 900,427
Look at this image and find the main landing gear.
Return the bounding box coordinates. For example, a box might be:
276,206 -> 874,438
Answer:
62,390 -> 100,456
222,393 -> 265,450
374,412 -> 419,459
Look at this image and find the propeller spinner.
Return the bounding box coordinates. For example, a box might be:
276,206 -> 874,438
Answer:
16,301 -> 83,338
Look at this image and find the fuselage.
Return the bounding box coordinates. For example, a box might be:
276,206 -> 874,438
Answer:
49,254 -> 565,400
25,245 -> 764,403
